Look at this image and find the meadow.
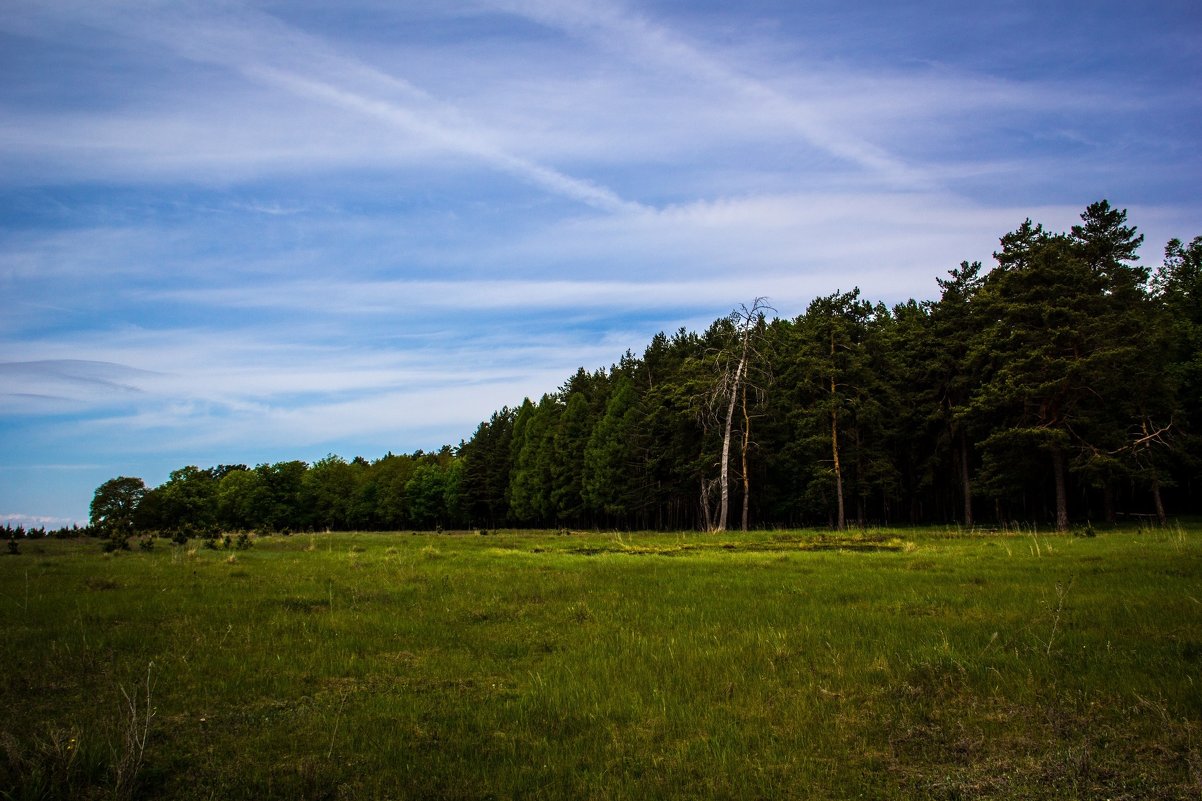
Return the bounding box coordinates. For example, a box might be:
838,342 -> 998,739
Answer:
1,525 -> 1200,800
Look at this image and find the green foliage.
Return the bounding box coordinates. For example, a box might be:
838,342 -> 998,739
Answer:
301,454 -> 358,530
459,408 -> 516,529
101,536 -> 131,553
582,378 -> 644,519
404,463 -> 451,529
88,201 -> 1201,531
1153,236 -> 1202,488
257,461 -> 307,533
508,395 -> 560,525
551,390 -> 591,524
215,467 -> 264,531
90,476 -> 146,539
966,207 -> 1163,528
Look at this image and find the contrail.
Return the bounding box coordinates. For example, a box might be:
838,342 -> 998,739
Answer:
493,0 -> 931,188
249,67 -> 644,214
22,1 -> 646,215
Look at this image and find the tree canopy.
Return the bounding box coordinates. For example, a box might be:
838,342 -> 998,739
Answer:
93,202 -> 1200,534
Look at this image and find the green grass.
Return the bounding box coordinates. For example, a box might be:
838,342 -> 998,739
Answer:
2,526 -> 1200,799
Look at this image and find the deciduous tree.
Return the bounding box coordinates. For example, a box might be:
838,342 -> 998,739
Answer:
90,476 -> 146,539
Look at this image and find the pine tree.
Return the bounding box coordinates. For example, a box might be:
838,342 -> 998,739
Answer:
583,378 -> 644,525
968,203 -> 1153,529
931,261 -> 985,525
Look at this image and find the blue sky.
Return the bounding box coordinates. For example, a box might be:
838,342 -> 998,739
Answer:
2,0 -> 1200,526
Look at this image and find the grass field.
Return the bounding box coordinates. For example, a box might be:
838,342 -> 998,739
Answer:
2,526 -> 1200,800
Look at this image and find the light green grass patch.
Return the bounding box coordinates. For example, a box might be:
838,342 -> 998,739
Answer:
1,526 -> 1200,799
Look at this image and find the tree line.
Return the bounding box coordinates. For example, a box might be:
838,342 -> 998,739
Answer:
89,201 -> 1201,537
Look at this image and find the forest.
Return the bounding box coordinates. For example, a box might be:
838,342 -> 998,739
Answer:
87,201 -> 1202,537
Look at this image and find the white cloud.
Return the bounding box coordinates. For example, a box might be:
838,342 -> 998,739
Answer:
3,0 -> 1172,216
1,0 -> 1198,523
486,0 -> 928,187
248,67 -> 642,213
0,512 -> 83,529
1,1 -> 645,212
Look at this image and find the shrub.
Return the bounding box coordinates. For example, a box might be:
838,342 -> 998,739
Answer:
102,535 -> 131,553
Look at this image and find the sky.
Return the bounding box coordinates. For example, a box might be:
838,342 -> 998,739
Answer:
2,0 -> 1200,527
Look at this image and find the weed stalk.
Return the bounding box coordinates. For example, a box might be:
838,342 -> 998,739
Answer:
112,661 -> 154,800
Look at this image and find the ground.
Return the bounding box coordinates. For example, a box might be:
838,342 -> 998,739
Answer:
2,525 -> 1200,799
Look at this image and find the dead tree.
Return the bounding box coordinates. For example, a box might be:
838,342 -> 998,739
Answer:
709,298 -> 772,532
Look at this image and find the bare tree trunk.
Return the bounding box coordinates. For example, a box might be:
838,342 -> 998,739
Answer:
958,431 -> 973,527
853,426 -> 865,527
832,405 -> 845,530
740,386 -> 751,532
1052,445 -> 1069,531
1151,479 -> 1166,526
830,334 -> 845,531
700,477 -> 718,532
710,299 -> 772,533
716,352 -> 745,533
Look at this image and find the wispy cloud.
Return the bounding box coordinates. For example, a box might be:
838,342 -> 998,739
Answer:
1,0 -> 1197,523
249,66 -> 642,213
2,1 -> 643,212
489,0 -> 930,188
0,512 -> 83,529
1,322 -> 626,426
0,360 -> 154,412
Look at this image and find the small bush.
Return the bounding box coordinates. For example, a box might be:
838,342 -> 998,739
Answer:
235,533 -> 252,550
102,535 -> 130,553
6,538 -> 19,555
